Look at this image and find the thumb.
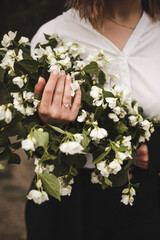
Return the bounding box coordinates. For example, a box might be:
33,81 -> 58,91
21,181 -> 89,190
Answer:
34,77 -> 46,97
137,144 -> 148,156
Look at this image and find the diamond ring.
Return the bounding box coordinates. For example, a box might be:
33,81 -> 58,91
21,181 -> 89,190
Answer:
63,103 -> 71,109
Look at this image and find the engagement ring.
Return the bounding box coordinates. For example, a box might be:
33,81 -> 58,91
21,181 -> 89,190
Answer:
63,103 -> 71,108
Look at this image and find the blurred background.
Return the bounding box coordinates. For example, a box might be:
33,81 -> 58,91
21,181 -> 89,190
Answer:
0,0 -> 65,239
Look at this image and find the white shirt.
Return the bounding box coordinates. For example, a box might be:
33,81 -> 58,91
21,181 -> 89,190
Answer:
31,9 -> 160,168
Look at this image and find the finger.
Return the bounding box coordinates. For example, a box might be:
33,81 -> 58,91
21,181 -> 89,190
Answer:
52,70 -> 66,106
133,159 -> 149,169
62,75 -> 72,107
70,87 -> 81,121
34,77 -> 46,97
41,69 -> 59,107
133,155 -> 149,169
137,144 -> 148,156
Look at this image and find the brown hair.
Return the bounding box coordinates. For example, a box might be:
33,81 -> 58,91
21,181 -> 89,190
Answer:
65,0 -> 160,28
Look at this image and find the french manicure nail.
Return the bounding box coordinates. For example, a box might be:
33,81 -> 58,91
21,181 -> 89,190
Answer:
61,70 -> 65,76
38,76 -> 42,83
66,75 -> 71,81
53,69 -> 59,75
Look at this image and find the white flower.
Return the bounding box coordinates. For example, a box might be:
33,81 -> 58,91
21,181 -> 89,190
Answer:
108,113 -> 119,122
5,108 -> 12,124
58,56 -> 71,69
0,105 -> 6,121
139,136 -> 145,143
27,190 -> 49,204
59,141 -> 84,155
144,130 -> 151,141
128,115 -> 138,126
36,179 -> 42,188
18,36 -> 29,45
90,127 -> 108,141
74,133 -> 83,143
25,106 -> 35,116
141,119 -> 151,131
109,159 -> 122,174
130,186 -> 136,196
97,161 -> 109,177
90,86 -> 104,107
70,80 -> 80,97
68,42 -> 86,58
77,109 -> 87,122
116,151 -> 129,161
34,158 -> 54,174
122,136 -> 132,150
17,49 -> 23,61
12,76 -> 24,88
58,176 -> 74,196
34,46 -> 46,59
121,186 -> 136,206
90,86 -> 102,99
113,106 -> 121,115
105,97 -> 117,109
1,31 -> 17,47
22,138 -> 35,151
0,50 -> 16,70
60,185 -> 72,196
23,91 -> 34,102
121,194 -> 131,205
91,172 -> 101,184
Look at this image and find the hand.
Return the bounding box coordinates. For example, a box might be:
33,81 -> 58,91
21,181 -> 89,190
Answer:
34,69 -> 81,124
133,144 -> 149,169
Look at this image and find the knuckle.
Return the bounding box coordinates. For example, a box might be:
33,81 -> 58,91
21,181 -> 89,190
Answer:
68,114 -> 76,122
45,88 -> 52,95
65,94 -> 71,101
75,101 -> 81,108
50,110 -> 61,119
56,90 -> 63,96
39,107 -> 48,116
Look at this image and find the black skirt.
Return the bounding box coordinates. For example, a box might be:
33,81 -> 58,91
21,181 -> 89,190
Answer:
25,166 -> 160,240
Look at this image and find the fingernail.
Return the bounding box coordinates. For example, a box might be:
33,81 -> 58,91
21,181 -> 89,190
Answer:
61,70 -> 65,76
66,75 -> 71,81
38,76 -> 42,83
53,69 -> 59,75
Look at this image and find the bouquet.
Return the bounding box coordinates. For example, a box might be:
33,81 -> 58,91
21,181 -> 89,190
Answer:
0,31 -> 154,206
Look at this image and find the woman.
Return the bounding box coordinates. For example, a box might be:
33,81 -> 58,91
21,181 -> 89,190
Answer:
26,1 -> 160,239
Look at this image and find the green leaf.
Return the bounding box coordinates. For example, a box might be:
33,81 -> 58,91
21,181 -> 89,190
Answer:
0,133 -> 10,147
94,106 -> 104,120
14,59 -> 38,75
70,166 -> 78,176
109,169 -> 128,187
0,67 -> 5,84
0,147 -> 11,161
124,158 -> 133,170
40,173 -> 60,201
104,177 -> 112,187
99,70 -> 106,85
32,129 -> 49,150
10,141 -> 22,150
103,91 -> 114,98
48,125 -> 66,135
8,153 -> 21,164
92,147 -> 111,164
115,122 -> 128,135
83,62 -> 99,76
40,151 -> 57,163
81,130 -> 91,149
0,162 -> 4,170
